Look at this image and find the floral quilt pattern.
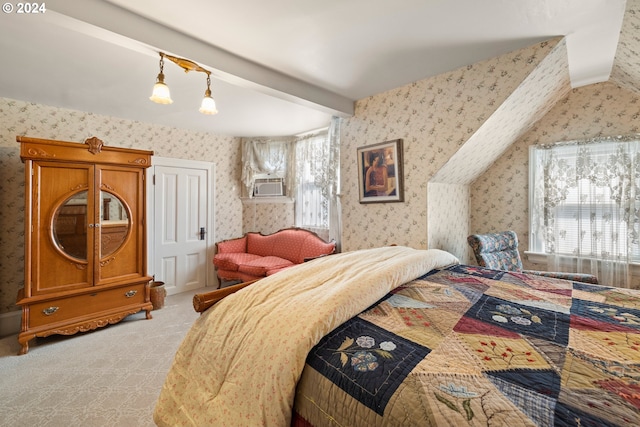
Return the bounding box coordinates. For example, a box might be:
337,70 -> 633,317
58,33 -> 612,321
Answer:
306,317 -> 430,415
299,264 -> 640,426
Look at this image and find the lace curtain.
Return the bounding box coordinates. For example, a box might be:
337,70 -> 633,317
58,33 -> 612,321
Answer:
241,138 -> 294,197
327,117 -> 342,251
292,117 -> 342,250
530,136 -> 640,287
294,132 -> 330,229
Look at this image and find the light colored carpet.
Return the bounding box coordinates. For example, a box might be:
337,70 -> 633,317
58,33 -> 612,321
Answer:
0,288 -> 203,426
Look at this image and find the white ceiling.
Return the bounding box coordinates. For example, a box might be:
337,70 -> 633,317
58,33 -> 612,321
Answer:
0,0 -> 626,137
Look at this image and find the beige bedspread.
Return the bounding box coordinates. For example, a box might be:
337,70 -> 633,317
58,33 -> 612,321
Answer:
153,246 -> 459,427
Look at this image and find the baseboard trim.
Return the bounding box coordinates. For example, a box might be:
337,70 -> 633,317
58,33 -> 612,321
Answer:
0,310 -> 21,338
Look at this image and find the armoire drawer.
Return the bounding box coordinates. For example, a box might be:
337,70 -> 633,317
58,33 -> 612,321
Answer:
28,284 -> 147,328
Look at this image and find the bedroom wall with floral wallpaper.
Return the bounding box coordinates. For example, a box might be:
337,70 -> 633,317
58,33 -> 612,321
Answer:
470,81 -> 640,285
0,97 -> 243,319
427,183 -> 469,260
242,199 -> 294,235
340,39 -> 561,254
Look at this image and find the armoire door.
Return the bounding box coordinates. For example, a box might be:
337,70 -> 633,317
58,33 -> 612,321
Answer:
96,165 -> 147,286
30,161 -> 95,295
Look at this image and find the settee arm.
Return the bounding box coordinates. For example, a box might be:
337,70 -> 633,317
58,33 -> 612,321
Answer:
216,235 -> 247,254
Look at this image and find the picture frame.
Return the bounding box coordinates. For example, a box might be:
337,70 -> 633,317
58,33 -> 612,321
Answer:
357,139 -> 404,203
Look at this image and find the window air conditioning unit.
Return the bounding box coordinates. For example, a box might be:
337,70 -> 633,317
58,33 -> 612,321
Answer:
254,178 -> 284,197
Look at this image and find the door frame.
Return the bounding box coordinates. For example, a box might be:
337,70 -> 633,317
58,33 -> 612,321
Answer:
146,157 -> 216,292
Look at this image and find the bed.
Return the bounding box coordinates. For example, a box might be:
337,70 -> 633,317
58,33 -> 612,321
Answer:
154,246 -> 640,426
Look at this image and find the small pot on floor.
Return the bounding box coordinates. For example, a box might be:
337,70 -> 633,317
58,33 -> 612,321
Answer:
149,281 -> 166,310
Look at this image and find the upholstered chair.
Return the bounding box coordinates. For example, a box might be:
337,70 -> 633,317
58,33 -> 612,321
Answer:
467,231 -> 599,284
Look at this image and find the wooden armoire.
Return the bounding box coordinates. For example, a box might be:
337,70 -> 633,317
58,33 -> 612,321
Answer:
16,136 -> 154,355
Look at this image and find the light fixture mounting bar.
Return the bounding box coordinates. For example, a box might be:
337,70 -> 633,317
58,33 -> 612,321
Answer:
160,52 -> 211,76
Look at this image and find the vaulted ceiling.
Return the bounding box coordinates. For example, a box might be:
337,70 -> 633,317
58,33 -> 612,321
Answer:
0,0 -> 635,137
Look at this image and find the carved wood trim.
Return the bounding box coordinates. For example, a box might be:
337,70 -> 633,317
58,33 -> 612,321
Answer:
69,183 -> 88,191
71,261 -> 87,270
27,147 -> 55,158
84,136 -> 104,154
100,257 -> 115,267
35,308 -> 147,337
129,158 -> 148,165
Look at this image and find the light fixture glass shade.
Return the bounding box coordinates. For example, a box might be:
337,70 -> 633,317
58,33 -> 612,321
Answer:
149,73 -> 173,104
199,92 -> 218,115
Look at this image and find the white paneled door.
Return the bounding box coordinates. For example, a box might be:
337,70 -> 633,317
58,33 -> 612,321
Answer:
149,158 -> 215,295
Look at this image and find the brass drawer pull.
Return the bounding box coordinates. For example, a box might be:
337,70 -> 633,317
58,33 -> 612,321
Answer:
125,290 -> 137,298
42,306 -> 59,316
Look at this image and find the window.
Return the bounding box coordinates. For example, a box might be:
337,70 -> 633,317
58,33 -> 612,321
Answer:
241,139 -> 291,198
529,137 -> 640,263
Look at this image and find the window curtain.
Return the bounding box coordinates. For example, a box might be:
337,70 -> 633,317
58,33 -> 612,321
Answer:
327,117 -> 342,252
294,132 -> 329,233
241,138 -> 293,197
531,136 -> 640,288
291,117 -> 342,250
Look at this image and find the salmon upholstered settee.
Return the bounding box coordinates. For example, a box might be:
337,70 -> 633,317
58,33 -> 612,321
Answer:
213,228 -> 336,283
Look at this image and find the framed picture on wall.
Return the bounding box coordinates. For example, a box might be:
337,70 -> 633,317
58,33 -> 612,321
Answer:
357,139 -> 404,203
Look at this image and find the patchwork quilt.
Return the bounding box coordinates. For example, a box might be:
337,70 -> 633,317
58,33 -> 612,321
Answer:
154,246 -> 460,426
294,265 -> 640,426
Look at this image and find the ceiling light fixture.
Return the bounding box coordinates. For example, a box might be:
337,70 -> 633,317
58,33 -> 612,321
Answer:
149,53 -> 172,104
150,52 -> 218,115
199,74 -> 218,115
